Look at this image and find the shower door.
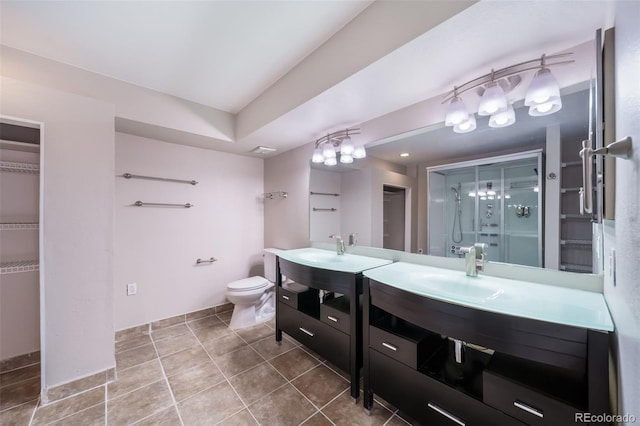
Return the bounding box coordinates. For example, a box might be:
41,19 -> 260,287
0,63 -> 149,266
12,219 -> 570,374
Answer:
427,151 -> 542,267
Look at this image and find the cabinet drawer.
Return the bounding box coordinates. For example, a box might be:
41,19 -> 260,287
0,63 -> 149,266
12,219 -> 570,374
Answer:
278,283 -> 318,312
371,350 -> 523,426
320,296 -> 350,334
370,325 -> 430,369
278,302 -> 350,372
483,370 -> 583,426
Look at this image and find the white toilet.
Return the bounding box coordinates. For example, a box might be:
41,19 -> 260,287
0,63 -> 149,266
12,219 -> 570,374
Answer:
226,248 -> 279,330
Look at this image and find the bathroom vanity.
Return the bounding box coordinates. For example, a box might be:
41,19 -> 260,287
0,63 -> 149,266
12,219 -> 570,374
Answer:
362,262 -> 613,426
275,248 -> 392,401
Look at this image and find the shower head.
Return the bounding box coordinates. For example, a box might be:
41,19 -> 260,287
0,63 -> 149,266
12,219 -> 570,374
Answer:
451,186 -> 461,202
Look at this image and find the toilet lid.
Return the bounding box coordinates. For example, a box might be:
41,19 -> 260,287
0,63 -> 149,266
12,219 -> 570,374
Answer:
227,276 -> 269,291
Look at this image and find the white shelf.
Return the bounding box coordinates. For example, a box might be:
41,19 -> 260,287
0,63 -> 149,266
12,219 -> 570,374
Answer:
1,260 -> 39,275
561,239 -> 592,246
560,214 -> 591,220
0,223 -> 39,231
561,161 -> 582,168
0,161 -> 40,174
560,263 -> 593,273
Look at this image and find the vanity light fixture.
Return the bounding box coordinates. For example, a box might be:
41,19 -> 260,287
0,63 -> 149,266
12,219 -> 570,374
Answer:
311,128 -> 364,166
442,52 -> 573,133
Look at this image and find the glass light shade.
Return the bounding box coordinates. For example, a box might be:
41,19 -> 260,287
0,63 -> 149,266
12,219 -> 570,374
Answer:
323,157 -> 337,166
453,114 -> 476,133
340,135 -> 354,155
489,103 -> 516,128
525,68 -> 560,106
478,82 -> 507,116
322,143 -> 336,159
311,147 -> 324,163
445,96 -> 469,126
528,97 -> 562,116
340,154 -> 353,164
352,141 -> 366,159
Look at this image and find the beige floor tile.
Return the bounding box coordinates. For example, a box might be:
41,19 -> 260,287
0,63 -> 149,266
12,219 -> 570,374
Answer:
155,332 -> 200,357
215,303 -> 234,314
32,387 -> 104,426
385,414 -> 411,425
292,365 -> 349,408
301,412 -> 334,426
152,315 -> 185,330
178,381 -> 244,426
167,361 -> 225,402
115,334 -> 152,353
108,359 -> 164,400
187,315 -> 224,331
263,318 -> 276,330
0,399 -> 38,426
216,409 -> 257,425
269,348 -> 321,380
248,384 -> 316,426
214,346 -> 264,377
186,308 -> 216,322
235,324 -> 274,344
116,324 -> 150,342
216,311 -> 233,323
134,405 -> 182,425
48,403 -> 105,426
200,334 -> 246,358
107,380 -> 173,425
322,390 -> 393,426
160,346 -> 211,377
152,324 -> 191,342
228,363 -> 287,405
0,352 -> 39,374
191,323 -> 234,344
0,376 -> 40,411
115,343 -> 157,370
250,336 -> 296,360
0,363 -> 40,388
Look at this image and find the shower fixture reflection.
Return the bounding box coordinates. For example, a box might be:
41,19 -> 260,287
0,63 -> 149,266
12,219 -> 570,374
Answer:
451,183 -> 463,244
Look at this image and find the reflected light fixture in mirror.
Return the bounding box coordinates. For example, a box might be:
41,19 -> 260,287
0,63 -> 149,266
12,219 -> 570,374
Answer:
443,53 -> 572,133
311,128 -> 364,166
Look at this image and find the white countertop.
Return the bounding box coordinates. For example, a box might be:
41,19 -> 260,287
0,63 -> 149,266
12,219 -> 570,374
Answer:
363,262 -> 614,332
278,248 -> 393,274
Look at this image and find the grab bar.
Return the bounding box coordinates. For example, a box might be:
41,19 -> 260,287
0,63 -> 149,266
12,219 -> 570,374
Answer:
310,192 -> 340,196
134,201 -> 193,208
196,257 -> 217,264
312,208 -> 337,212
123,173 -> 198,185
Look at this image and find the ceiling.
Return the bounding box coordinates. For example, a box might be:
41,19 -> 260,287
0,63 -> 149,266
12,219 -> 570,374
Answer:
0,1 -> 615,160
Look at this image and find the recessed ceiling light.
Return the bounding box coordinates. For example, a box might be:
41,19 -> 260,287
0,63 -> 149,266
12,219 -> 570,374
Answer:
250,146 -> 277,155
399,152 -> 410,157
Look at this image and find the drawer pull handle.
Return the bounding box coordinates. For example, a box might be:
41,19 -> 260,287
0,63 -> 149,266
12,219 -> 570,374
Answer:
282,295 -> 290,300
299,327 -> 315,337
514,401 -> 544,418
382,342 -> 398,352
428,403 -> 465,426
327,315 -> 339,322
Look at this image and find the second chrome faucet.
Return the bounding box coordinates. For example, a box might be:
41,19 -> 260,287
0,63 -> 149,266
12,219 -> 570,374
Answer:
459,243 -> 488,276
329,233 -> 358,255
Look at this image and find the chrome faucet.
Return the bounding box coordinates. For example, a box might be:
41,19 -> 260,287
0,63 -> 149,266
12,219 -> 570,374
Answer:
459,243 -> 487,277
329,234 -> 345,255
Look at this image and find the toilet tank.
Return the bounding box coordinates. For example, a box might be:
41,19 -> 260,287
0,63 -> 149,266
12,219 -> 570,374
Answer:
263,248 -> 281,282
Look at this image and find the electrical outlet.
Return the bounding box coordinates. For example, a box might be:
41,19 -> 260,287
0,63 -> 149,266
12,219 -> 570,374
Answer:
127,283 -> 137,296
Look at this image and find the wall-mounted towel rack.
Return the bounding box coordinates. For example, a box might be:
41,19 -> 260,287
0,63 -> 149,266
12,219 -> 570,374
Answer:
310,191 -> 340,196
134,201 -> 193,208
1,260 -> 39,275
123,173 -> 198,185
264,191 -> 288,199
313,207 -> 337,212
196,257 -> 218,264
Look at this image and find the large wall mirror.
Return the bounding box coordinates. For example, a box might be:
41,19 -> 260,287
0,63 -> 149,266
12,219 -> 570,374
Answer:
309,33 -> 607,274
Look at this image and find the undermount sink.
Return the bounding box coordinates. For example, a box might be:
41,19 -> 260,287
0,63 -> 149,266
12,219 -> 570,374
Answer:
278,248 -> 392,273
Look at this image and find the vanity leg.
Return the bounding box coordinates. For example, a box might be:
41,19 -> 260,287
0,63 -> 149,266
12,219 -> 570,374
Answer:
363,390 -> 374,414
350,278 -> 361,403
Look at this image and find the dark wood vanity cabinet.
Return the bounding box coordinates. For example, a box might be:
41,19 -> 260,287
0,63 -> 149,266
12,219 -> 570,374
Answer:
363,278 -> 611,426
275,257 -> 363,400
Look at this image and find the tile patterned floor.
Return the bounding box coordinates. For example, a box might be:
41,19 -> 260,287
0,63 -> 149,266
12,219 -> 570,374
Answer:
0,311 -> 410,425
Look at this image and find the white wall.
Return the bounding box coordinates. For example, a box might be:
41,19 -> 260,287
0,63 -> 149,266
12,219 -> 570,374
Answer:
604,1 -> 640,419
309,168 -> 341,242
1,76 -> 115,389
264,143 -> 314,250
115,133 -> 264,330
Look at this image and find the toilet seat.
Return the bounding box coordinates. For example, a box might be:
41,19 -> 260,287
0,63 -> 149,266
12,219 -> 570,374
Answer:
227,276 -> 269,292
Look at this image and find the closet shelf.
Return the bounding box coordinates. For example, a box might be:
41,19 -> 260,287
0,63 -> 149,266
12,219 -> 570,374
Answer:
561,161 -> 582,167
0,161 -> 40,174
0,223 -> 39,231
560,263 -> 592,273
1,260 -> 39,275
561,239 -> 592,246
560,214 -> 592,220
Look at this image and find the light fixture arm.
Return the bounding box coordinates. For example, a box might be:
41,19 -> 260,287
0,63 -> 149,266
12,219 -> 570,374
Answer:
314,128 -> 361,148
442,52 -> 574,103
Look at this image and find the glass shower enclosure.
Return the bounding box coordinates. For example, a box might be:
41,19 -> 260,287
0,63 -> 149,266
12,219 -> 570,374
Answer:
427,150 -> 543,267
